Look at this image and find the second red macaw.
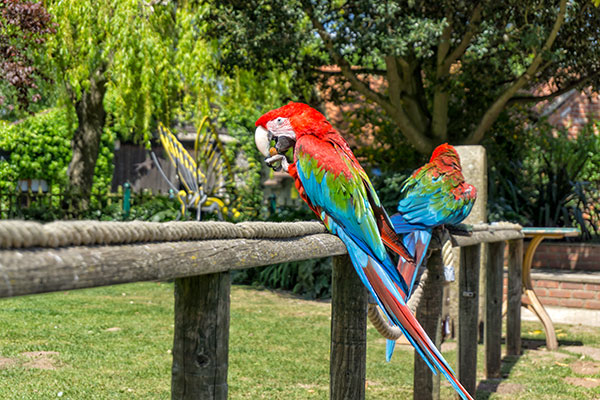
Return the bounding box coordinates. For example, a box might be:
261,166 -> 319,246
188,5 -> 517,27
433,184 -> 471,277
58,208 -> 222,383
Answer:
386,143 -> 477,360
255,102 -> 473,400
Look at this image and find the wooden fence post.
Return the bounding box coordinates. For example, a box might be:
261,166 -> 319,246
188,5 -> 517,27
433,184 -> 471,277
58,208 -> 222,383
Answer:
458,244 -> 481,397
330,254 -> 367,400
413,249 -> 443,400
171,272 -> 230,400
506,239 -> 523,356
485,242 -> 505,379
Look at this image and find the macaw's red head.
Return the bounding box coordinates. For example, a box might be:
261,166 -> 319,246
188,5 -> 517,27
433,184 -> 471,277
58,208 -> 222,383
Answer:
429,143 -> 462,170
254,102 -> 332,157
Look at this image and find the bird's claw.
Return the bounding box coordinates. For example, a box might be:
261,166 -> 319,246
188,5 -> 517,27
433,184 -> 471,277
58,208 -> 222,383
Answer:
265,154 -> 289,172
445,223 -> 473,236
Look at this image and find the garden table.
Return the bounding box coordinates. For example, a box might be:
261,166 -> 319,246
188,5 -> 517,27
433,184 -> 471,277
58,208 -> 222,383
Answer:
520,227 -> 580,351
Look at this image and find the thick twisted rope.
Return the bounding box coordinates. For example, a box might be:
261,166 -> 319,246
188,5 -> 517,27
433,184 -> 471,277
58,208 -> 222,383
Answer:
0,220 -> 327,249
0,219 -> 520,250
367,231 -> 455,341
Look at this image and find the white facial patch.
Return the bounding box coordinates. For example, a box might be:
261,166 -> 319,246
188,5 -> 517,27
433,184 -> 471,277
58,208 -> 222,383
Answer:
266,117 -> 295,139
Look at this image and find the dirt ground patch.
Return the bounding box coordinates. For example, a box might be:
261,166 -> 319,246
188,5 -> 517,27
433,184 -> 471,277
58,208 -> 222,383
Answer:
477,379 -> 524,394
570,360 -> 600,375
563,346 -> 600,361
527,349 -> 571,364
21,351 -> 60,370
0,357 -> 16,369
564,377 -> 600,388
0,352 -> 60,370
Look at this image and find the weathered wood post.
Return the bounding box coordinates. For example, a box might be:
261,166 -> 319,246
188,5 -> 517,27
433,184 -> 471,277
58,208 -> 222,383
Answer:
453,146 -> 488,342
485,241 -> 505,379
330,254 -> 367,400
172,273 -> 231,400
413,249 -> 444,400
506,239 -> 523,356
458,244 -> 481,397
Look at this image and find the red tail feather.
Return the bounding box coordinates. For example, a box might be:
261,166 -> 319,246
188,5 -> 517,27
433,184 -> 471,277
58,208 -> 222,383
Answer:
364,262 -> 473,400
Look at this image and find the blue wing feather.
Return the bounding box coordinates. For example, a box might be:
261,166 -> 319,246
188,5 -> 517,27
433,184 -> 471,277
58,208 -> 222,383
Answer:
296,153 -> 409,295
293,147 -> 472,400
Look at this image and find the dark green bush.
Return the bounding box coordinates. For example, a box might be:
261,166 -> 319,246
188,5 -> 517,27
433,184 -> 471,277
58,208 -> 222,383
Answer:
232,257 -> 333,299
487,115 -> 600,240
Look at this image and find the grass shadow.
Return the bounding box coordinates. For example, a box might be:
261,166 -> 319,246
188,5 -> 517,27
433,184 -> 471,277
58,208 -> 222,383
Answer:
522,338 -> 584,349
476,336 -> 586,399
476,353 -> 521,399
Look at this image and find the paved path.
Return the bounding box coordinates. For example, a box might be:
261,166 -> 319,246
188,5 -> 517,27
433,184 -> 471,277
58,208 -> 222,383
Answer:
522,305 -> 600,327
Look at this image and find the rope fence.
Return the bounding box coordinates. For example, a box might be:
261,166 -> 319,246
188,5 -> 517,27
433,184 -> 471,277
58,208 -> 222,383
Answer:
0,219 -> 524,400
0,219 -> 521,249
0,220 -> 327,249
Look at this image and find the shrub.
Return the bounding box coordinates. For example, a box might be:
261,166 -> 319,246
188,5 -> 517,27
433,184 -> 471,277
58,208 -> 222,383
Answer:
0,108 -> 72,190
232,257 -> 333,299
487,116 -> 600,240
0,108 -> 114,193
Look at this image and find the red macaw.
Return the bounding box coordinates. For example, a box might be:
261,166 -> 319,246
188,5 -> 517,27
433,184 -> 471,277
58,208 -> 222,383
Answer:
255,102 -> 473,400
392,143 -> 477,299
386,143 -> 477,361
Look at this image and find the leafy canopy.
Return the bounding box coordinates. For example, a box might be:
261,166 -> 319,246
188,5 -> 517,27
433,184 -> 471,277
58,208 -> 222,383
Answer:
39,1 -> 296,217
205,0 -> 600,154
45,0 -> 177,142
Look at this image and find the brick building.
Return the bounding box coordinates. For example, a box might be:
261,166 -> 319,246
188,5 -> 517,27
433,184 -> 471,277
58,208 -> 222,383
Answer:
535,86 -> 600,136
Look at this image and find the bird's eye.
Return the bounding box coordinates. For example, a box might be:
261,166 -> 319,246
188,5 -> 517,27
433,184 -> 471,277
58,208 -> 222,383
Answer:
276,117 -> 283,124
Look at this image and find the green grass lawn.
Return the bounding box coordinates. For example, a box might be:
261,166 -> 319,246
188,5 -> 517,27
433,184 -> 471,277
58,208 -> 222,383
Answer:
1,282 -> 599,399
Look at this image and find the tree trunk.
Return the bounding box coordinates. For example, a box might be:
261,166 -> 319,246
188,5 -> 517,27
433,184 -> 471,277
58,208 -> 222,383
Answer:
67,66 -> 107,213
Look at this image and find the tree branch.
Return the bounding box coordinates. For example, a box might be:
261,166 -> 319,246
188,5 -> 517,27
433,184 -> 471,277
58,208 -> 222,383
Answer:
507,72 -> 600,105
431,15 -> 453,142
385,56 -> 403,107
313,66 -> 388,76
441,4 -> 482,74
303,6 -> 390,109
465,0 -> 568,145
431,5 -> 482,142
386,56 -> 430,135
301,1 -> 433,153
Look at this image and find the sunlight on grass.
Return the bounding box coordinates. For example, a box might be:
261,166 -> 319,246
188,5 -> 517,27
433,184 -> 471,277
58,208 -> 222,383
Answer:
1,282 -> 599,399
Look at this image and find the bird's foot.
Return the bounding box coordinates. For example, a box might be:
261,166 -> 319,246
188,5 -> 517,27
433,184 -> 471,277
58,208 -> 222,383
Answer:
445,223 -> 473,236
265,154 -> 289,172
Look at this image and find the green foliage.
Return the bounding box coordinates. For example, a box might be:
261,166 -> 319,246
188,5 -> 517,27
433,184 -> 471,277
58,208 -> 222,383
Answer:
233,257 -> 333,299
215,69 -> 296,219
0,109 -> 72,189
42,1 -> 297,216
45,0 -> 178,143
487,116 -> 600,240
263,203 -> 316,223
84,193 -> 181,222
328,95 -> 428,173
370,171 -> 412,212
205,0 -> 600,155
0,107 -> 114,193
0,0 -> 55,112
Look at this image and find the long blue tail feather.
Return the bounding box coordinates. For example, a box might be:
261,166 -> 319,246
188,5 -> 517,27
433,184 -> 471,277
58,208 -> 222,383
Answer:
331,221 -> 472,400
